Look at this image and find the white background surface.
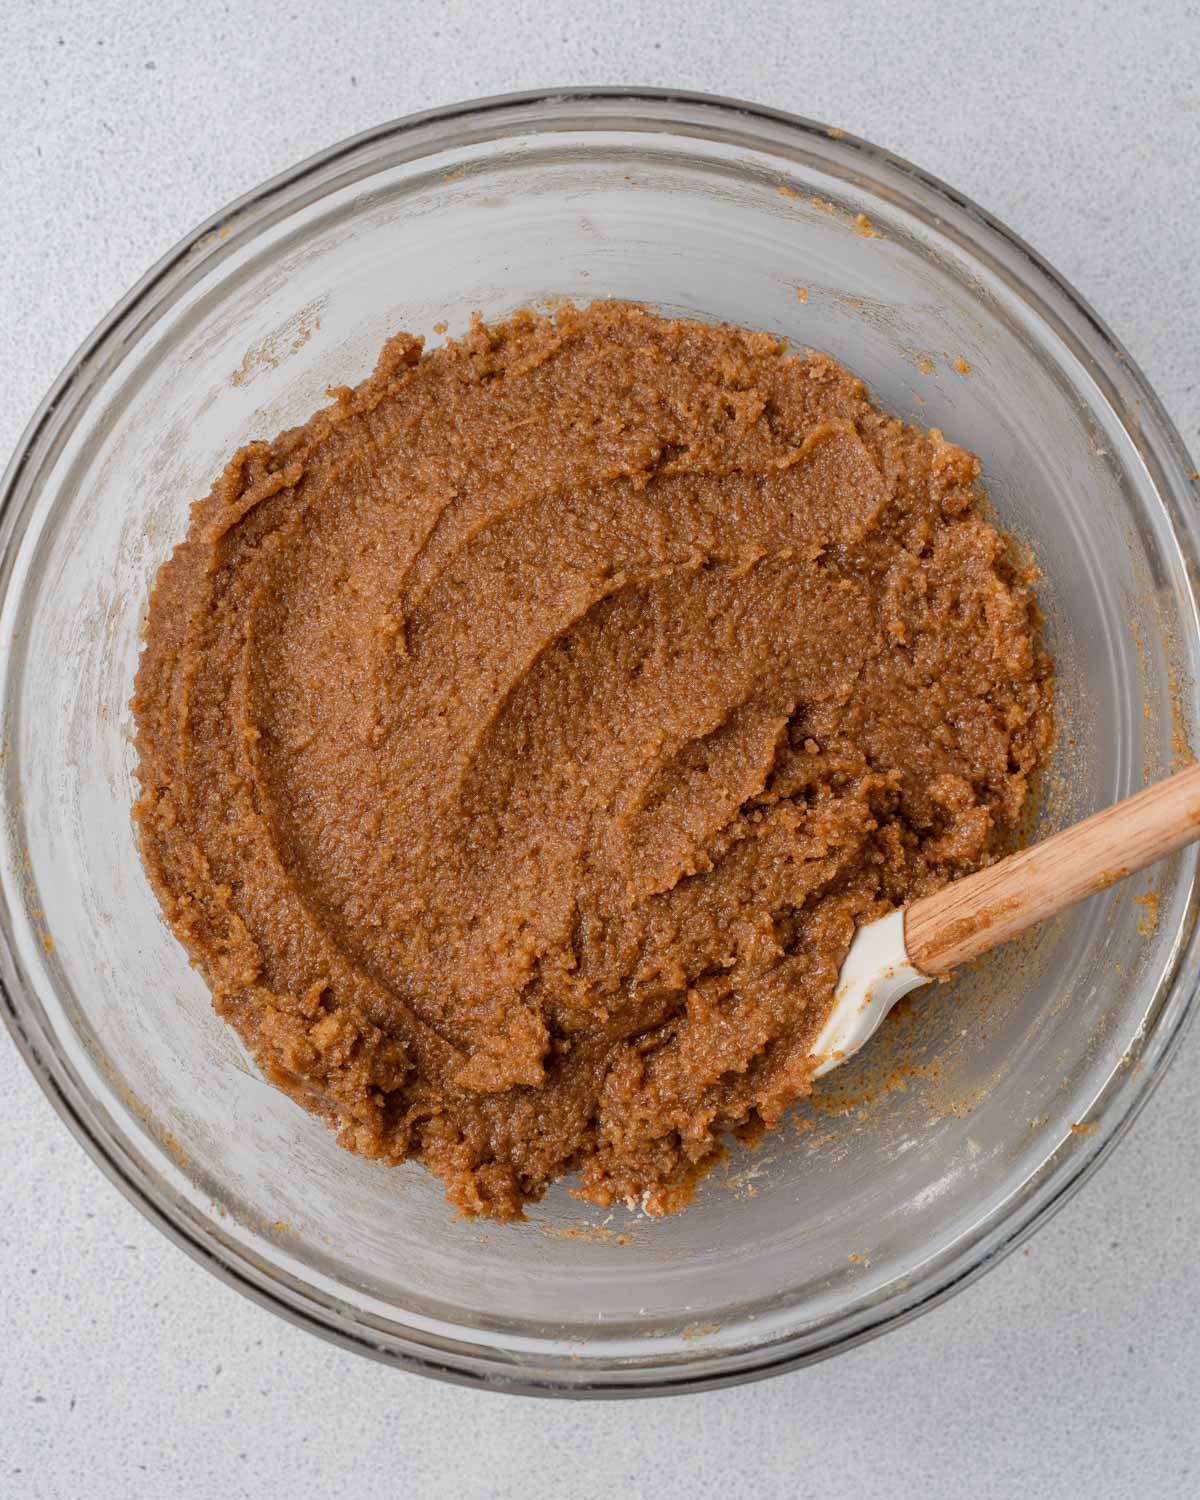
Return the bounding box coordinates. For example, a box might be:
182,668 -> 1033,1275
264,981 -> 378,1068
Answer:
2,2 -> 1199,1496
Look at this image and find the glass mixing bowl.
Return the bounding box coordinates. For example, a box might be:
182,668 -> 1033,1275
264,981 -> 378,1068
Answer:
2,89 -> 1198,1397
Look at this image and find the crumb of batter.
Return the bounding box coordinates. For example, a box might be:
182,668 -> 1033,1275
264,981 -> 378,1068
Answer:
1133,889 -> 1160,937
133,301 -> 1053,1221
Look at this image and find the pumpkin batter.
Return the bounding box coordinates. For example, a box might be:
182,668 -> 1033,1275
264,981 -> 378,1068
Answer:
133,303 -> 1053,1220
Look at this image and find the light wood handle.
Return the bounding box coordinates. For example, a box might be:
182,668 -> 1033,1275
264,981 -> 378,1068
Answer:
905,761 -> 1200,975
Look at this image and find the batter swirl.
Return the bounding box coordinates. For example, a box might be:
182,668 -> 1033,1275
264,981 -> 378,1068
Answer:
134,303 -> 1052,1219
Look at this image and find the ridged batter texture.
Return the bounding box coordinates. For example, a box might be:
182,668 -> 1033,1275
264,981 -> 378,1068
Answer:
133,303 -> 1053,1220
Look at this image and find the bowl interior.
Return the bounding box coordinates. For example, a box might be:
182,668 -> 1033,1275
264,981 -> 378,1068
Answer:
2,96 -> 1197,1391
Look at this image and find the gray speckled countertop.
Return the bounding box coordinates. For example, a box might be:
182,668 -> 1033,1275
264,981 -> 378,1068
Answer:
2,3 -> 1198,1496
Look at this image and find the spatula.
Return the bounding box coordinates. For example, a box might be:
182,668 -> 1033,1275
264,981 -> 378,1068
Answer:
809,761 -> 1200,1077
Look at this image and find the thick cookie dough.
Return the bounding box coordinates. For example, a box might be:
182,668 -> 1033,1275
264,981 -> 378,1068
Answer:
133,303 -> 1052,1220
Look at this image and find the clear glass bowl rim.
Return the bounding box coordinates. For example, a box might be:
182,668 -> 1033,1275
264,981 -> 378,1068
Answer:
2,86 -> 1198,1398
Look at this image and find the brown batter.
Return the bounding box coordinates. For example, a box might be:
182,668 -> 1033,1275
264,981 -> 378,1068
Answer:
133,303 -> 1053,1220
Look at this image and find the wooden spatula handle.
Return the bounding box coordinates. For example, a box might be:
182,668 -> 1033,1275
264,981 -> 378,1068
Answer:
905,761 -> 1200,976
